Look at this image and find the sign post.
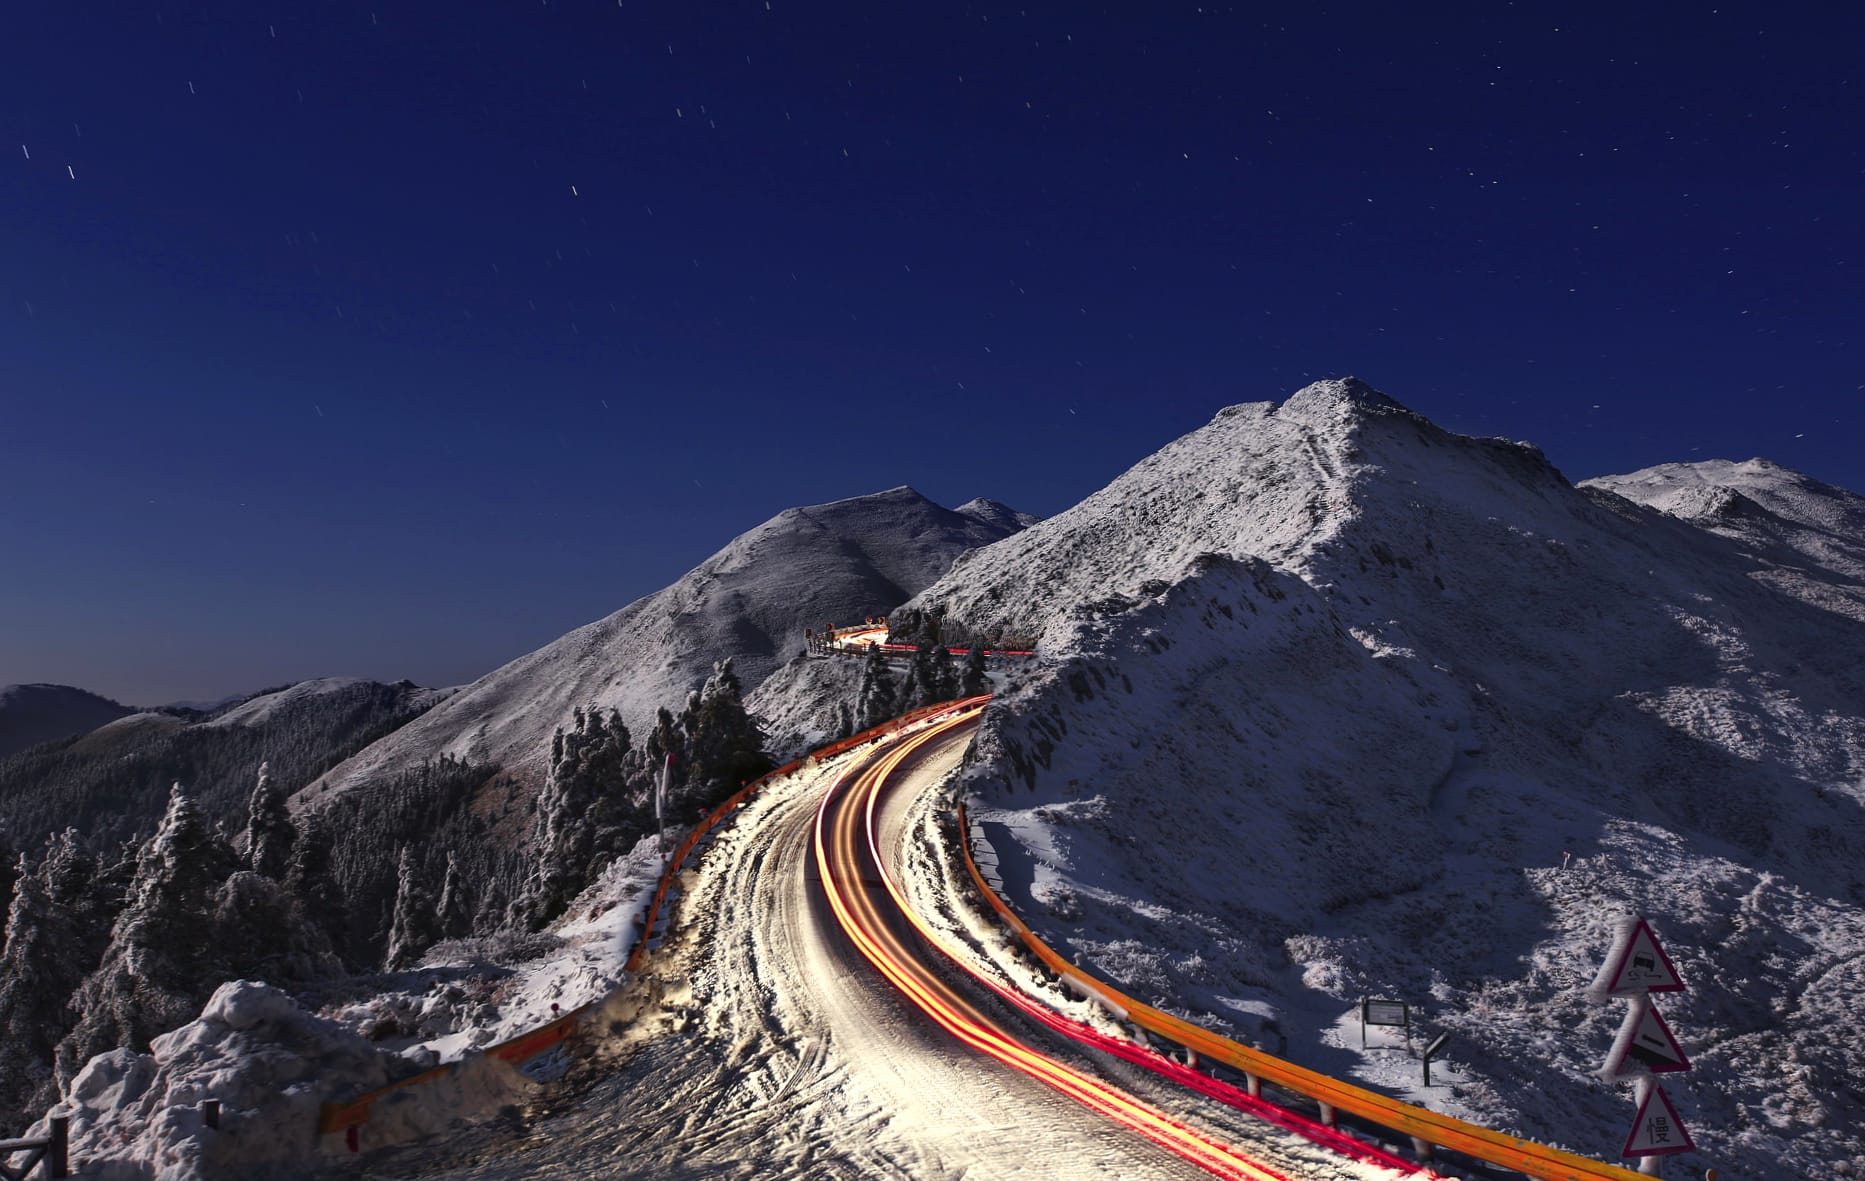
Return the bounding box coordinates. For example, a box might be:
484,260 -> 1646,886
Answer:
1590,915 -> 1695,1176
1421,1031 -> 1451,1088
1360,997 -> 1410,1049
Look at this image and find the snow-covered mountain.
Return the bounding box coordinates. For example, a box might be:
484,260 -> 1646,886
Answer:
201,677 -> 455,730
0,676 -> 449,848
303,487 -> 1033,802
1582,457 -> 1865,625
914,379 -> 1865,1176
0,684 -> 134,760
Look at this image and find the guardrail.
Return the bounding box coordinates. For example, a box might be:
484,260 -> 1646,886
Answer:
953,802 -> 1653,1181
0,1118 -> 68,1180
317,696 -> 996,1146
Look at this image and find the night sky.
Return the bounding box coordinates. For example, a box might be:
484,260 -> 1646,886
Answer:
5,2 -> 1860,705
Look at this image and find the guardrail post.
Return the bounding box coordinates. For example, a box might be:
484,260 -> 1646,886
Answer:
1244,1073 -> 1261,1098
1409,1136 -> 1434,1162
1317,1101 -> 1337,1128
47,1116 -> 69,1179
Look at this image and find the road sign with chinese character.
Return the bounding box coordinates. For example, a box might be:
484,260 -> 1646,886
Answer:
1623,1082 -> 1695,1157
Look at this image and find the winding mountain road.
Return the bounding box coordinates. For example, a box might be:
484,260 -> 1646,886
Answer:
361,707 -> 1401,1180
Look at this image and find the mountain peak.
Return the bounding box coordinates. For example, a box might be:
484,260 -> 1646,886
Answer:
1278,375 -> 1409,421
955,498 -> 1043,532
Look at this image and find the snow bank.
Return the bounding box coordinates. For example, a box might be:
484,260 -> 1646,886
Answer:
46,982 -> 382,1179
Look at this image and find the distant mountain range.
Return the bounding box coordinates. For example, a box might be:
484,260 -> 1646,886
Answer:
0,684 -> 136,761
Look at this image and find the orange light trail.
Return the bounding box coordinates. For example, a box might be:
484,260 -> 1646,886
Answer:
813,704 -> 1294,1181
858,711 -> 1432,1178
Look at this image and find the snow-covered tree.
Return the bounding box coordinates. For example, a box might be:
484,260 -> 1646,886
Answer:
855,644 -> 898,731
56,785 -> 229,1086
214,869 -> 303,980
243,761 -> 295,881
899,639 -> 953,712
684,659 -> 769,805
436,852 -> 472,940
283,809 -> 346,956
960,642 -> 990,698
384,845 -> 438,970
0,852 -> 57,1121
645,706 -> 684,778
927,643 -> 960,704
520,706 -> 637,929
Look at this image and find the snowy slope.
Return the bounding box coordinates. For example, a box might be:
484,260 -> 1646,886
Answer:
203,677 -> 456,730
1583,457 -> 1865,625
912,379 -> 1865,1176
0,683 -> 134,759
304,487 -> 1029,801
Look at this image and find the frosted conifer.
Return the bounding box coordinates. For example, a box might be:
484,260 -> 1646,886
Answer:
856,644 -> 898,730
384,845 -> 438,970
960,641 -> 989,697
244,761 -> 295,881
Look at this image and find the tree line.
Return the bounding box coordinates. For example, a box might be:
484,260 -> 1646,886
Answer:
0,644 -> 988,1135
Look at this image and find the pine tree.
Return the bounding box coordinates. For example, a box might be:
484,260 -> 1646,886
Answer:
960,641 -> 990,698
856,644 -> 898,731
928,642 -> 960,704
645,706 -> 684,773
56,785 -> 228,1087
0,837 -> 17,927
521,706 -> 636,929
901,641 -> 941,712
244,761 -> 295,881
436,852 -> 472,940
214,869 -> 305,981
0,852 -> 55,1122
684,660 -> 769,807
284,809 -> 347,959
384,846 -> 438,970
0,833 -> 114,1124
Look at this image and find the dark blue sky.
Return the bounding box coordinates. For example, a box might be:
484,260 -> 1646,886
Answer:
5,2 -> 1860,705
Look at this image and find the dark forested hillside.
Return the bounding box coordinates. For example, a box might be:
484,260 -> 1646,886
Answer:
0,680 -> 448,849
0,685 -> 134,761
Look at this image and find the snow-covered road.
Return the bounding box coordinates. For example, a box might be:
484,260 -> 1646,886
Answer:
354,712 -> 1402,1180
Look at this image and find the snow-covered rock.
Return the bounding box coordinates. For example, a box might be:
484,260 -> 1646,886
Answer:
44,979 -> 542,1179
301,486 -> 1031,802
918,378 -> 1865,1176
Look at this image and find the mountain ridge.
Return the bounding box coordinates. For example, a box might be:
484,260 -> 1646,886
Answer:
300,486 -> 1033,804
911,377 -> 1865,1176
0,684 -> 136,761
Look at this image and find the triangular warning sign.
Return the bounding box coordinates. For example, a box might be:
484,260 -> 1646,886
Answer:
1623,1084 -> 1695,1157
1604,997 -> 1692,1076
1599,917 -> 1685,995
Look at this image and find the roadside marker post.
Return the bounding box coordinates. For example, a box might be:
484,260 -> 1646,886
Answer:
1421,1031 -> 1451,1087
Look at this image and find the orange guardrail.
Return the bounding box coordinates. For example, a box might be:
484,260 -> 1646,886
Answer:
318,697 -> 993,1140
953,801 -> 1654,1181
317,1008 -> 587,1134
